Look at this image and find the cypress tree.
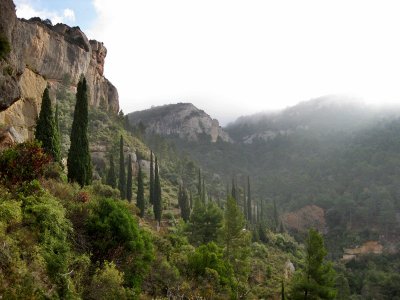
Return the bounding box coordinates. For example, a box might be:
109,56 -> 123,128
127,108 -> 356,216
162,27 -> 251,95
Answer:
189,190 -> 193,210
126,154 -> 133,202
181,187 -> 190,222
273,199 -> 279,232
231,177 -> 237,200
149,151 -> 154,205
153,157 -> 162,225
106,154 -> 116,188
243,184 -> 247,221
35,87 -> 60,162
202,178 -> 206,203
118,135 -> 126,199
136,162 -> 145,217
67,77 -> 92,186
281,281 -> 286,300
247,176 -> 252,224
197,168 -> 202,198
54,102 -> 61,162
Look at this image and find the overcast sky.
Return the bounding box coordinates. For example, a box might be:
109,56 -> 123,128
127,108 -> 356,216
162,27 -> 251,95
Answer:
15,0 -> 400,124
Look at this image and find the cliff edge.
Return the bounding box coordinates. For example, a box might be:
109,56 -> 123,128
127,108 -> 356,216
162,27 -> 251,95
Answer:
0,0 -> 119,140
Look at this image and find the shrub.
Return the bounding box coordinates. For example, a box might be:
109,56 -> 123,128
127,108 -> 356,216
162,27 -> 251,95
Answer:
86,198 -> 154,291
87,261 -> 127,300
0,141 -> 51,186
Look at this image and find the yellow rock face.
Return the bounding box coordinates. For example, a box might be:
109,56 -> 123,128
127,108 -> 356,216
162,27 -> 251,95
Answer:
0,68 -> 47,140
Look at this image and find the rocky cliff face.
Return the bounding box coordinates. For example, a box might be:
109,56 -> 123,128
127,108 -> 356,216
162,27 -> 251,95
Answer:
0,0 -> 119,140
128,103 -> 232,143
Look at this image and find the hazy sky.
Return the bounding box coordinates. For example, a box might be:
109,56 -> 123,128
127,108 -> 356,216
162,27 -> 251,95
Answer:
15,0 -> 400,124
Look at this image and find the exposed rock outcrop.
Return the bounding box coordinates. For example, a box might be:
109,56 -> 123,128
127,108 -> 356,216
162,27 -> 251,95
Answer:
0,0 -> 119,140
342,241 -> 384,262
127,103 -> 232,143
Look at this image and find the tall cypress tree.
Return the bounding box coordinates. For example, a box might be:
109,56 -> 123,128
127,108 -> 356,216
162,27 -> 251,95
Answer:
54,102 -> 61,162
136,162 -> 145,217
67,77 -> 92,186
181,187 -> 190,222
106,154 -> 116,188
126,154 -> 133,202
153,157 -> 162,226
247,176 -> 252,224
35,87 -> 60,162
273,199 -> 279,232
202,178 -> 206,203
118,135 -> 126,199
149,151 -> 154,205
231,177 -> 237,200
197,168 -> 202,198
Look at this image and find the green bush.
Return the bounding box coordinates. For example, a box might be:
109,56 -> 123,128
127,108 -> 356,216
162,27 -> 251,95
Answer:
86,198 -> 154,290
188,242 -> 234,287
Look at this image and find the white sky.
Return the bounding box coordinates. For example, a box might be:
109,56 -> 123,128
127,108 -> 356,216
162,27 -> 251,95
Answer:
16,0 -> 400,124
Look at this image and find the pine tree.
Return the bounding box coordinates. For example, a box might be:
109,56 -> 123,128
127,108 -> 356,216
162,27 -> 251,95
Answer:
106,154 -> 116,188
67,77 -> 92,186
290,229 -> 337,299
247,176 -> 252,224
149,151 -> 154,205
136,162 -> 145,217
35,87 -> 60,162
118,135 -> 126,199
126,154 -> 133,202
153,157 -> 162,226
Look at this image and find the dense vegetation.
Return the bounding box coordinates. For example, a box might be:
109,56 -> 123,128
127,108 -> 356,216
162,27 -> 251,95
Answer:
133,98 -> 400,298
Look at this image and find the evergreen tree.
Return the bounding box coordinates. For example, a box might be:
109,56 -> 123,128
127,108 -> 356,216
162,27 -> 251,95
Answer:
180,187 -> 191,222
35,87 -> 60,162
221,196 -> 251,294
231,177 -> 237,200
187,199 -> 223,245
54,102 -> 61,162
202,178 -> 206,203
149,151 -> 154,205
106,154 -> 117,188
290,229 -> 337,299
243,184 -> 247,222
67,77 -> 92,186
118,135 -> 126,199
126,154 -> 133,202
281,281 -> 286,300
247,176 -> 252,224
273,199 -> 279,232
197,168 -> 202,198
136,162 -> 145,217
153,157 -> 162,225
189,190 -> 193,210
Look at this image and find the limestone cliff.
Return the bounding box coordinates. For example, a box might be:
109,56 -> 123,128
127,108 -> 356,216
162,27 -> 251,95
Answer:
0,0 -> 119,140
127,103 -> 232,143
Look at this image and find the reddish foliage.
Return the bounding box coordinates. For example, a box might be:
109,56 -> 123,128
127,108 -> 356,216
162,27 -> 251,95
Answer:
75,191 -> 90,203
0,141 -> 52,185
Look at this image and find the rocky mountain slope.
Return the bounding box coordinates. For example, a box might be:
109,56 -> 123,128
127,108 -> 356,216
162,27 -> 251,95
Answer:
0,0 -> 119,140
127,103 -> 232,143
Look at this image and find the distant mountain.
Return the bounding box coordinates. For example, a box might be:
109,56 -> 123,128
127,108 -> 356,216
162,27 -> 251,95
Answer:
226,95 -> 400,143
127,103 -> 232,143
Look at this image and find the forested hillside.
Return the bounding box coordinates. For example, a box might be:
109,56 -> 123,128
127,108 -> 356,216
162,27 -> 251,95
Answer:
130,97 -> 400,298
